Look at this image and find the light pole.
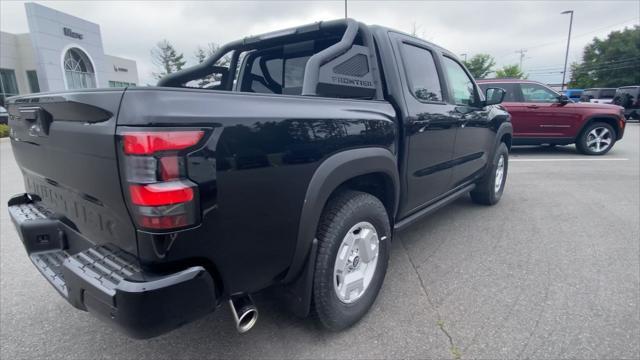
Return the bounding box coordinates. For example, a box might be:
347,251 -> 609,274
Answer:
561,10 -> 574,91
344,0 -> 348,18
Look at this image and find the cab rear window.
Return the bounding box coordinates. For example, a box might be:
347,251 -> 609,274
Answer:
238,38 -> 341,96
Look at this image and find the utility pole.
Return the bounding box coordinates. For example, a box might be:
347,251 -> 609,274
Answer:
561,10 -> 574,91
344,0 -> 347,18
515,48 -> 528,69
460,53 -> 468,62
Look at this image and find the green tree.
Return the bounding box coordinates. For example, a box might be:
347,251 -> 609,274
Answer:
568,25 -> 640,88
462,54 -> 496,79
151,40 -> 186,80
568,61 -> 591,88
495,64 -> 526,79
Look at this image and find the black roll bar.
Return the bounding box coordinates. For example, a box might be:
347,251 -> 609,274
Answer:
157,40 -> 243,87
157,18 -> 382,100
359,22 -> 383,100
300,19 -> 358,96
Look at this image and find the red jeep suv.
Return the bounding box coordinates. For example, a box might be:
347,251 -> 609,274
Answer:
478,79 -> 626,155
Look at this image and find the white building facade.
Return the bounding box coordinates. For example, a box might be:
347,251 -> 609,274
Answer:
0,2 -> 139,105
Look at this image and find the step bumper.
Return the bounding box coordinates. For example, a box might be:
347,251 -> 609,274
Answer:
8,193 -> 217,339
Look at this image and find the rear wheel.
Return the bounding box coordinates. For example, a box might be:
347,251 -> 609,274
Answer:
313,190 -> 390,331
576,122 -> 615,155
471,142 -> 509,205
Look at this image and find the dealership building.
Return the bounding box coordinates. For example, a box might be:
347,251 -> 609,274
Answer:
0,2 -> 139,105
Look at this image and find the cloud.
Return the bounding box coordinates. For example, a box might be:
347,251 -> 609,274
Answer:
1,0 -> 638,85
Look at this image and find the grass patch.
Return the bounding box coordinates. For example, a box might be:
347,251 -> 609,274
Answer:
0,124 -> 9,138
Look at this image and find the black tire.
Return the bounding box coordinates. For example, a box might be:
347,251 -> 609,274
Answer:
313,190 -> 390,331
470,142 -> 509,206
575,122 -> 616,155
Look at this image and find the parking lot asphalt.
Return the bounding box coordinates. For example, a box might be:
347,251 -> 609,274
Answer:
1,123 -> 639,360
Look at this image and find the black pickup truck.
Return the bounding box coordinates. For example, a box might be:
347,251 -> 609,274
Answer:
6,19 -> 512,339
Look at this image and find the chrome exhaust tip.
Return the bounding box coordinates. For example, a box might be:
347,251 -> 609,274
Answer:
228,294 -> 258,333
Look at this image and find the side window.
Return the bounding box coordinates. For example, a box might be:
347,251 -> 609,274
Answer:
478,83 -> 519,102
442,57 -> 477,106
400,43 -> 443,102
520,83 -> 558,103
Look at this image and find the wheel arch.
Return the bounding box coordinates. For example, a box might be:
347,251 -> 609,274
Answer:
496,121 -> 513,148
490,121 -> 513,162
578,115 -> 621,139
283,147 -> 399,284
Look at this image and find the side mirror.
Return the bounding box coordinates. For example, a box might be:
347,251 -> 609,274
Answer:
484,87 -> 506,106
557,94 -> 570,105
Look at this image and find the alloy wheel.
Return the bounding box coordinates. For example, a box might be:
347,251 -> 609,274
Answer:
333,222 -> 380,303
494,154 -> 505,193
586,127 -> 613,153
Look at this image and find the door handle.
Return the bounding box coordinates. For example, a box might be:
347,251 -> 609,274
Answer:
527,105 -> 539,109
411,119 -> 431,133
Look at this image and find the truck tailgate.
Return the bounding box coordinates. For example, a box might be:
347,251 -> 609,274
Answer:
7,90 -> 138,255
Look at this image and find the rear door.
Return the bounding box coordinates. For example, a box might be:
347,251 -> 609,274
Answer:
391,34 -> 457,214
7,90 -> 138,255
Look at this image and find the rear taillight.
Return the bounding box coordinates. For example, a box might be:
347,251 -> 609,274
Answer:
129,182 -> 194,206
123,131 -> 204,155
121,130 -> 205,230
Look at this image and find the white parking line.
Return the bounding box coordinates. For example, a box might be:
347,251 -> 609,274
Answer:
511,158 -> 629,162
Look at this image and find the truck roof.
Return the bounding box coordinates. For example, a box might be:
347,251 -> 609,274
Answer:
368,25 -> 453,56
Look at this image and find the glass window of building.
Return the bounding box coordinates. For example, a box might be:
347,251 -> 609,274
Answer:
26,70 -> 40,93
63,48 -> 96,89
0,68 -> 19,106
108,81 -> 135,87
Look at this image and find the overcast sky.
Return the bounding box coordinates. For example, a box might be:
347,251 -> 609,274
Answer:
1,0 -> 638,85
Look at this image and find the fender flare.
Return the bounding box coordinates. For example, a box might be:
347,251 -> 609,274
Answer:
283,147 -> 399,283
495,121 -> 513,149
488,121 -> 513,163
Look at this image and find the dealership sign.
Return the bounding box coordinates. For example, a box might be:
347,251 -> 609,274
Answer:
63,27 -> 83,40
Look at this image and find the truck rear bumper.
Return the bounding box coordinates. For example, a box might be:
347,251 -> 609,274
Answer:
8,193 -> 218,339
